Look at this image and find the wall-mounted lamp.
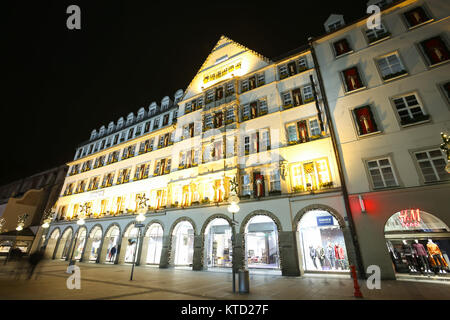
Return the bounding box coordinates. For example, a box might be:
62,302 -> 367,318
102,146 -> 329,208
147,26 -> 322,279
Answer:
358,195 -> 366,213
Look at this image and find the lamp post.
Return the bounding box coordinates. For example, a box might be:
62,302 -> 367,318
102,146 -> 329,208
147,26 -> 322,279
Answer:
130,194 -> 148,281
227,195 -> 240,293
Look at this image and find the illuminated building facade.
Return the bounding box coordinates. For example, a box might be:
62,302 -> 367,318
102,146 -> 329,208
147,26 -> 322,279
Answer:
44,36 -> 359,277
312,0 -> 450,279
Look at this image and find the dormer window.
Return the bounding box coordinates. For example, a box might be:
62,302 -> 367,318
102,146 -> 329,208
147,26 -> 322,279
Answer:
327,21 -> 342,32
333,38 -> 352,57
404,6 -> 432,29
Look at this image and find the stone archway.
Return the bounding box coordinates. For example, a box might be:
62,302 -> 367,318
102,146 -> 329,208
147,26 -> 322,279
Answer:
72,226 -> 88,261
119,221 -> 141,265
162,217 -> 197,269
82,224 -> 103,262
201,214 -> 233,270
140,220 -> 165,266
44,227 -> 61,259
293,204 -> 354,275
55,226 -> 74,260
101,223 -> 122,264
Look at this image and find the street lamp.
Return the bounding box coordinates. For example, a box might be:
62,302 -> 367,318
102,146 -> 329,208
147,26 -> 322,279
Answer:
227,195 -> 240,293
130,195 -> 148,281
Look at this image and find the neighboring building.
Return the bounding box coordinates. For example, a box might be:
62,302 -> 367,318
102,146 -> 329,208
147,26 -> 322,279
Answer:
0,165 -> 68,255
44,36 -> 360,277
311,0 -> 450,279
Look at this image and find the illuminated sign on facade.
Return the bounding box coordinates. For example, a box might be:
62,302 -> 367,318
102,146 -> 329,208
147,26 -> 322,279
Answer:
203,61 -> 241,84
398,209 -> 421,228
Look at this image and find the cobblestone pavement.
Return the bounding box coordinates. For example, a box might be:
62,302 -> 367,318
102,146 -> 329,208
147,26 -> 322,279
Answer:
0,260 -> 449,300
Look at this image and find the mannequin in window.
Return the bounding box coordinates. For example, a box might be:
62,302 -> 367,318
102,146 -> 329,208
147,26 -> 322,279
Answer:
255,175 -> 264,197
309,245 -> 318,269
427,239 -> 447,274
317,246 -> 325,270
402,240 -> 418,273
326,242 -> 335,270
412,239 -> 432,273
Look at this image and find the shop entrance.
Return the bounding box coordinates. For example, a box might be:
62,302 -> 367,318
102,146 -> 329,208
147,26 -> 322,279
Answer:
104,226 -> 120,264
60,228 -> 73,260
73,228 -> 87,261
45,229 -> 60,259
204,218 -> 232,269
89,227 -> 102,262
172,221 -> 194,267
385,210 -> 450,279
146,224 -> 163,265
124,225 -> 139,264
245,215 -> 280,269
297,210 -> 349,273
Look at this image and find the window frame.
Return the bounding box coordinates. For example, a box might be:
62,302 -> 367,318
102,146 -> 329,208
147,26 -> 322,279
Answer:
417,34 -> 450,68
401,5 -> 434,30
390,91 -> 430,127
340,65 -> 366,93
332,37 -> 353,58
363,21 -> 391,45
363,155 -> 401,190
410,147 -> 450,185
350,104 -> 382,138
374,50 -> 408,82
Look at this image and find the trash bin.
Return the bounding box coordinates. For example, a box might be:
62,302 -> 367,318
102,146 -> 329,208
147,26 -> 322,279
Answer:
238,269 -> 250,293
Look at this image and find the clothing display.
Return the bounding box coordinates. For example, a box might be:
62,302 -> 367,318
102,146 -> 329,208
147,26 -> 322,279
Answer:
317,247 -> 326,269
309,246 -> 318,269
326,244 -> 335,269
412,243 -> 427,256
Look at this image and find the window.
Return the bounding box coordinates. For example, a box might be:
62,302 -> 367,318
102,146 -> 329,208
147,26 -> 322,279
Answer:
333,39 -> 352,57
352,105 -> 379,136
162,114 -> 169,126
403,6 -> 432,28
258,98 -> 268,116
367,158 -> 398,189
342,66 -> 364,92
327,21 -> 342,32
215,87 -> 224,100
185,102 -> 192,114
179,149 -> 199,169
376,52 -> 407,80
144,122 -> 150,133
365,23 -> 390,44
241,174 -> 251,196
154,158 -> 171,176
286,118 -> 322,144
420,36 -> 449,66
87,177 -> 100,191
127,128 -> 134,139
282,92 -> 293,108
291,158 -> 332,192
392,93 -> 429,126
213,112 -> 223,128
415,149 -> 450,183
243,129 -> 270,155
269,170 -> 281,193
225,108 -> 235,124
153,118 -> 160,130
101,172 -> 115,188
302,85 -> 314,103
279,65 -> 288,79
253,172 -> 265,198
113,134 -> 119,145
206,90 -> 214,104
203,114 -> 213,131
134,163 -> 150,180
225,82 -> 235,97
297,57 -> 308,72
241,73 -> 265,93
278,58 -> 309,80
63,183 -> 74,196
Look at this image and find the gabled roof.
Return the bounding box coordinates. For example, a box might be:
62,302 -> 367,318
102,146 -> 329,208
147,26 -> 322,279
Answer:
182,35 -> 272,101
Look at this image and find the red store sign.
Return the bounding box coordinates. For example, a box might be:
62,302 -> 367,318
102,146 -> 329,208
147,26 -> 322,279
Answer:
398,209 -> 421,227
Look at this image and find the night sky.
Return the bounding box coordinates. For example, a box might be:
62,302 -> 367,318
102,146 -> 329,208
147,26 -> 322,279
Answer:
2,0 -> 367,185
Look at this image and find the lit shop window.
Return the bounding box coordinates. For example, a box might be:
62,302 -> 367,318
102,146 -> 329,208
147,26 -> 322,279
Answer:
150,189 -> 167,209
333,38 -> 352,57
414,149 -> 450,183
367,158 -> 398,189
114,196 -> 126,214
286,118 -> 321,145
365,22 -> 390,44
420,36 -> 449,66
392,93 -> 429,126
376,52 -> 407,81
352,105 -> 379,136
403,6 -> 432,29
290,158 -> 333,192
341,66 -> 365,92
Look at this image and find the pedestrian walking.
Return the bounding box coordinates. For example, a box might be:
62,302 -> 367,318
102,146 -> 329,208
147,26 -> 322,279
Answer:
28,248 -> 44,280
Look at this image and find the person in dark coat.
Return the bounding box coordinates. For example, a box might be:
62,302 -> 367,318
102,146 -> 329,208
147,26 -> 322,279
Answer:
28,248 -> 44,280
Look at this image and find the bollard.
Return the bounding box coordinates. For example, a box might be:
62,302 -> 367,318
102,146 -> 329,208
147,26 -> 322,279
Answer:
350,265 -> 363,298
